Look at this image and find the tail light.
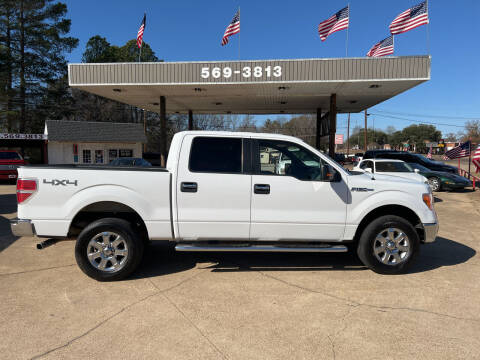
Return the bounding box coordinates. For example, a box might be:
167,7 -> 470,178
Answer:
17,179 -> 37,204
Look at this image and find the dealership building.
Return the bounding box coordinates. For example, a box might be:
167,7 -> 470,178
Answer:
68,56 -> 431,164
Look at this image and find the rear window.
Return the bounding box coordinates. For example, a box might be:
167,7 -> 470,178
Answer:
189,137 -> 242,173
0,152 -> 21,160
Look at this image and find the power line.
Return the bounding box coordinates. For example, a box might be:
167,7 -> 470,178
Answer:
369,113 -> 466,128
375,109 -> 479,120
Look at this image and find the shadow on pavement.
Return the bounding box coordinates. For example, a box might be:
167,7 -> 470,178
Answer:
132,236 -> 476,279
409,236 -> 476,273
0,193 -> 19,252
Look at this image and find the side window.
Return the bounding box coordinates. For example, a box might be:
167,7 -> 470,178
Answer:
360,160 -> 373,170
257,140 -> 323,181
189,137 -> 242,173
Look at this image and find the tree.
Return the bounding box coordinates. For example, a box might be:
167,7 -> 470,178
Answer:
15,0 -> 78,132
117,39 -> 159,62
444,133 -> 458,142
82,36 -> 118,63
385,125 -> 396,135
462,120 -> 480,143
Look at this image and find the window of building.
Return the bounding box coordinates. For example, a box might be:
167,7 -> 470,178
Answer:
189,137 -> 242,173
95,150 -> 104,164
257,140 -> 323,181
82,150 -> 91,163
109,149 -> 118,162
119,149 -> 133,157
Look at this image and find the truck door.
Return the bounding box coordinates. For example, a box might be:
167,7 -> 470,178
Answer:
250,139 -> 348,241
175,135 -> 252,240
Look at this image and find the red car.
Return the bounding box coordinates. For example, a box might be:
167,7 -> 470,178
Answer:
0,150 -> 27,181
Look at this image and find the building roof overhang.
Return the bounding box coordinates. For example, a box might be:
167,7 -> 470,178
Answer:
68,56 -> 430,114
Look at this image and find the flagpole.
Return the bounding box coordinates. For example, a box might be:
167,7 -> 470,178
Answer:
468,138 -> 472,179
238,6 -> 241,60
426,0 -> 430,55
345,3 -> 350,57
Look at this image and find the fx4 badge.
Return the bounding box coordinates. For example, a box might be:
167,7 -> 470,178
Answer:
351,187 -> 374,192
43,179 -> 78,186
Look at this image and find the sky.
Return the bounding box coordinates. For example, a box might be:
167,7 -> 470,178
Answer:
62,0 -> 479,138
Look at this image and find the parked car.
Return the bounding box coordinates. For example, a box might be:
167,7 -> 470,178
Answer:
334,153 -> 346,165
354,152 -> 364,162
407,162 -> 471,192
11,131 -> 438,281
0,150 -> 27,181
110,158 -> 152,167
364,151 -> 458,174
354,159 -> 427,184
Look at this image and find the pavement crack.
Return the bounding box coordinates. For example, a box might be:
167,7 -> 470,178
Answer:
29,291 -> 161,360
147,273 -> 228,360
30,269 -> 206,360
0,264 -> 75,277
254,270 -> 480,324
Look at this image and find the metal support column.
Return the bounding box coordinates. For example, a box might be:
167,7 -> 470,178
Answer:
160,96 -> 167,167
316,108 -> 321,150
188,110 -> 194,130
364,109 -> 368,152
328,94 -> 336,158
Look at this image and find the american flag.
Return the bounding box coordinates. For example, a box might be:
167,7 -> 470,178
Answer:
366,36 -> 394,57
136,14 -> 146,49
318,6 -> 349,41
443,141 -> 471,160
426,145 -> 432,159
222,10 -> 240,46
390,1 -> 429,35
472,144 -> 480,173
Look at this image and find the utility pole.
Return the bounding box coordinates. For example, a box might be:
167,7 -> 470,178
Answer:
346,113 -> 350,156
364,109 -> 368,152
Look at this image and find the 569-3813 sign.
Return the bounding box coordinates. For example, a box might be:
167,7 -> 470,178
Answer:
201,65 -> 282,79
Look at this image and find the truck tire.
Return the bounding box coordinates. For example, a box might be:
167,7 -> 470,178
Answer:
75,218 -> 144,281
357,215 -> 419,275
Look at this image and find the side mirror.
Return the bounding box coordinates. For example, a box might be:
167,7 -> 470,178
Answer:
365,168 -> 373,173
414,169 -> 420,173
324,164 -> 341,182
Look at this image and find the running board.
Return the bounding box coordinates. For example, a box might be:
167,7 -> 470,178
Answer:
175,244 -> 348,253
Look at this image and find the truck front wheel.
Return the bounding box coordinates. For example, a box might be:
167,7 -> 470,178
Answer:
357,215 -> 419,274
75,218 -> 144,281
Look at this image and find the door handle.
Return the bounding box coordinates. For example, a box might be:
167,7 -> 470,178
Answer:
181,182 -> 198,193
254,184 -> 270,194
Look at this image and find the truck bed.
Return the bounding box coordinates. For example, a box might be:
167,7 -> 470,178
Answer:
17,165 -> 173,240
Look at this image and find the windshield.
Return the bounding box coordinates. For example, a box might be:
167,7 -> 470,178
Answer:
408,163 -> 430,172
375,161 -> 412,173
413,153 -> 435,164
0,152 -> 21,160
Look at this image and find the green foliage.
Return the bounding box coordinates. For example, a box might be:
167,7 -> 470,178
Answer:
82,37 -> 159,63
0,0 -> 78,132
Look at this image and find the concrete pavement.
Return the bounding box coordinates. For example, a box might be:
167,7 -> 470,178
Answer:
1,184 -> 479,359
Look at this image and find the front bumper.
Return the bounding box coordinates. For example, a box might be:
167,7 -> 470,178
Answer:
422,222 -> 438,243
10,218 -> 35,237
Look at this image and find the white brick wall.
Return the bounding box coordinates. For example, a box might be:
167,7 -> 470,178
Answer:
47,141 -> 143,164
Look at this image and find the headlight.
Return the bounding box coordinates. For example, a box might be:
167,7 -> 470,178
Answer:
422,193 -> 433,210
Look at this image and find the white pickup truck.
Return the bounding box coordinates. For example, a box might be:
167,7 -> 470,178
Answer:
11,131 -> 438,281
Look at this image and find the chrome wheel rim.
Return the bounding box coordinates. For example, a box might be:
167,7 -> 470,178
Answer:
373,228 -> 410,266
428,178 -> 440,191
87,231 -> 129,273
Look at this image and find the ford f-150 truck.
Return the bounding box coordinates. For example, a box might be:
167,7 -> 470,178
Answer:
11,131 -> 438,281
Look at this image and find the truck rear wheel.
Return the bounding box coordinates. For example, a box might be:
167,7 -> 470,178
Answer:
75,218 -> 144,281
357,215 -> 419,274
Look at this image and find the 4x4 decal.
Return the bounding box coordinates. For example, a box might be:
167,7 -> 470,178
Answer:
43,179 -> 78,186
